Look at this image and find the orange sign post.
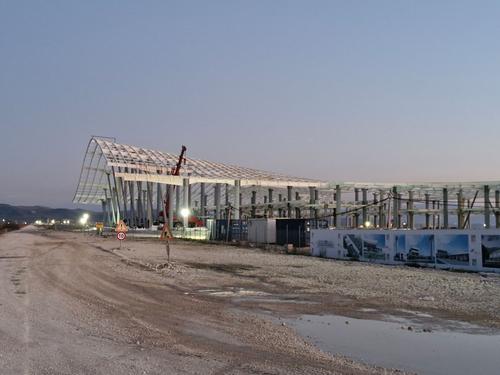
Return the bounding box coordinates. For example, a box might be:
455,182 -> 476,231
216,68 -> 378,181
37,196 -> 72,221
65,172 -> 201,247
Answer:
115,220 -> 128,248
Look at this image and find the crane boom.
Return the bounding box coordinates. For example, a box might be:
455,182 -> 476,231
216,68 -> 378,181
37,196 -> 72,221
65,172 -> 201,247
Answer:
161,145 -> 187,239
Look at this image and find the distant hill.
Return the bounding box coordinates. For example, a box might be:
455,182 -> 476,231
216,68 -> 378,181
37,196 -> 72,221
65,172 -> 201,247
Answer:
0,204 -> 100,223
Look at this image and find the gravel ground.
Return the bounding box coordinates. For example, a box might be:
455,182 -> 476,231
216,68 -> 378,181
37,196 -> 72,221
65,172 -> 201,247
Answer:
1,227 -> 411,375
105,236 -> 500,328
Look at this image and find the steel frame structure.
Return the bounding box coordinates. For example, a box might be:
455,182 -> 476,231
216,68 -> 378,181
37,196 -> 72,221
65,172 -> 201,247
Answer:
74,137 -> 500,230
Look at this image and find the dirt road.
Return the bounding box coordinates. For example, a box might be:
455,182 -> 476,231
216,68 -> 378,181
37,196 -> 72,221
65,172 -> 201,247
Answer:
0,227 -> 396,375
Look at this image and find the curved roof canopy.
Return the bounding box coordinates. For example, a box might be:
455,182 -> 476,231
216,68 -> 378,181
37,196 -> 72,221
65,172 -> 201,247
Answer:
74,137 -> 325,204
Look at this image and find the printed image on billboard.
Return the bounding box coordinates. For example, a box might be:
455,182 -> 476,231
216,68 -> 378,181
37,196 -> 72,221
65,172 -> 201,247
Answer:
435,234 -> 470,266
362,234 -> 386,260
394,234 -> 435,263
343,234 -> 362,260
393,234 -> 406,262
481,235 -> 500,268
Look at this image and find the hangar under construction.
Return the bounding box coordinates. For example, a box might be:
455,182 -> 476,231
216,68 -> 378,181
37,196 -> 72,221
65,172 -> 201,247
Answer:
74,136 -> 500,233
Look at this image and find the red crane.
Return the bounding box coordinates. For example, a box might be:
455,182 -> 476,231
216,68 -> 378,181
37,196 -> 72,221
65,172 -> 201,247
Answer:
161,145 -> 187,238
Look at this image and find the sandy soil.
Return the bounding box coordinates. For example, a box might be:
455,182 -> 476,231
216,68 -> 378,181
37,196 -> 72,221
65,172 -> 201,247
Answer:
1,227 -> 410,375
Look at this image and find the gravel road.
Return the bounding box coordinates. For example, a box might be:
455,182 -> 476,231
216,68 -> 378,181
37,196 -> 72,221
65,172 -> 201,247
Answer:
1,227 -> 406,375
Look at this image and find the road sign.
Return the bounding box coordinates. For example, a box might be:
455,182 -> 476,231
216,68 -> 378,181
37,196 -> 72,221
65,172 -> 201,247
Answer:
96,222 -> 104,230
115,220 -> 128,233
117,232 -> 126,241
160,224 -> 172,240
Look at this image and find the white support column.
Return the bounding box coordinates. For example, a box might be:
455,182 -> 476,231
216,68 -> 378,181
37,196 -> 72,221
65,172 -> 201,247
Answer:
146,182 -> 153,229
362,188 -> 368,226
268,188 -> 273,218
106,173 -> 117,224
484,185 -> 490,228
425,193 -> 430,229
215,183 -> 221,220
129,181 -> 135,227
335,185 -> 342,228
287,186 -> 293,218
182,178 -> 189,227
156,183 -> 163,219
136,181 -> 143,226
443,188 -> 449,229
495,190 -> 500,229
175,185 -> 180,218
168,185 -> 174,230
200,183 -> 206,225
234,180 -> 241,220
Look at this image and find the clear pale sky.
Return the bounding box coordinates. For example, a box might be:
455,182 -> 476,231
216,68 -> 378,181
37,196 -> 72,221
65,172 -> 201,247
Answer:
1,1 -> 500,208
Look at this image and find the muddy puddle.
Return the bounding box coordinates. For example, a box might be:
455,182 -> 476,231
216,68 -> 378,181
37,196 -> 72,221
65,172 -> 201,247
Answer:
286,311 -> 500,375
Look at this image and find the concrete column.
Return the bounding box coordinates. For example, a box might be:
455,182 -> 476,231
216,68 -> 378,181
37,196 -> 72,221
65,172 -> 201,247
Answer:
233,180 -> 241,220
373,192 -> 378,227
215,183 -> 221,220
268,188 -> 273,218
496,190 -> 500,228
251,191 -> 257,218
437,201 -> 441,228
308,186 -> 314,219
188,183 -> 192,209
168,185 -> 174,229
106,174 -> 117,224
408,191 -> 414,229
442,188 -> 449,229
239,193 -> 243,219
182,178 -> 189,227
397,194 -> 403,228
107,198 -> 113,226
129,181 -> 135,227
457,190 -> 464,229
119,177 -> 128,224
484,185 -> 491,228
425,193 -> 430,229
362,188 -> 368,226
295,191 -> 301,218
101,199 -> 107,225
109,170 -> 121,222
136,182 -> 143,226
378,190 -> 385,228
392,186 -> 398,228
156,183 -> 163,218
335,185 -> 342,228
314,189 -> 319,219
432,200 -> 436,229
354,188 -> 360,228
200,183 -> 206,225
467,199 -> 471,229
143,190 -> 148,227
146,182 -> 153,228
175,185 -> 180,218
287,186 -> 292,218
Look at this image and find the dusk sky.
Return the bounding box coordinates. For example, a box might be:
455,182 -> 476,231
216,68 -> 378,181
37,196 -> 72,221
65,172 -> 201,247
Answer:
1,1 -> 500,208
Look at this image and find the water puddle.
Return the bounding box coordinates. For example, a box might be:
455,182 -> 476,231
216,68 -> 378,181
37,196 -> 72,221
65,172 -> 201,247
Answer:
286,313 -> 500,375
196,287 -> 269,297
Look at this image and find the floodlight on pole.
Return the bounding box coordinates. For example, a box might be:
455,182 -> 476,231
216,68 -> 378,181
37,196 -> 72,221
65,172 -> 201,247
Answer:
79,213 -> 89,226
180,208 -> 190,218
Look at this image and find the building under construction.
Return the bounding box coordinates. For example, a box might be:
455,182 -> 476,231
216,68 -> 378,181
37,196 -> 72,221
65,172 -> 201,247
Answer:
74,136 -> 500,232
